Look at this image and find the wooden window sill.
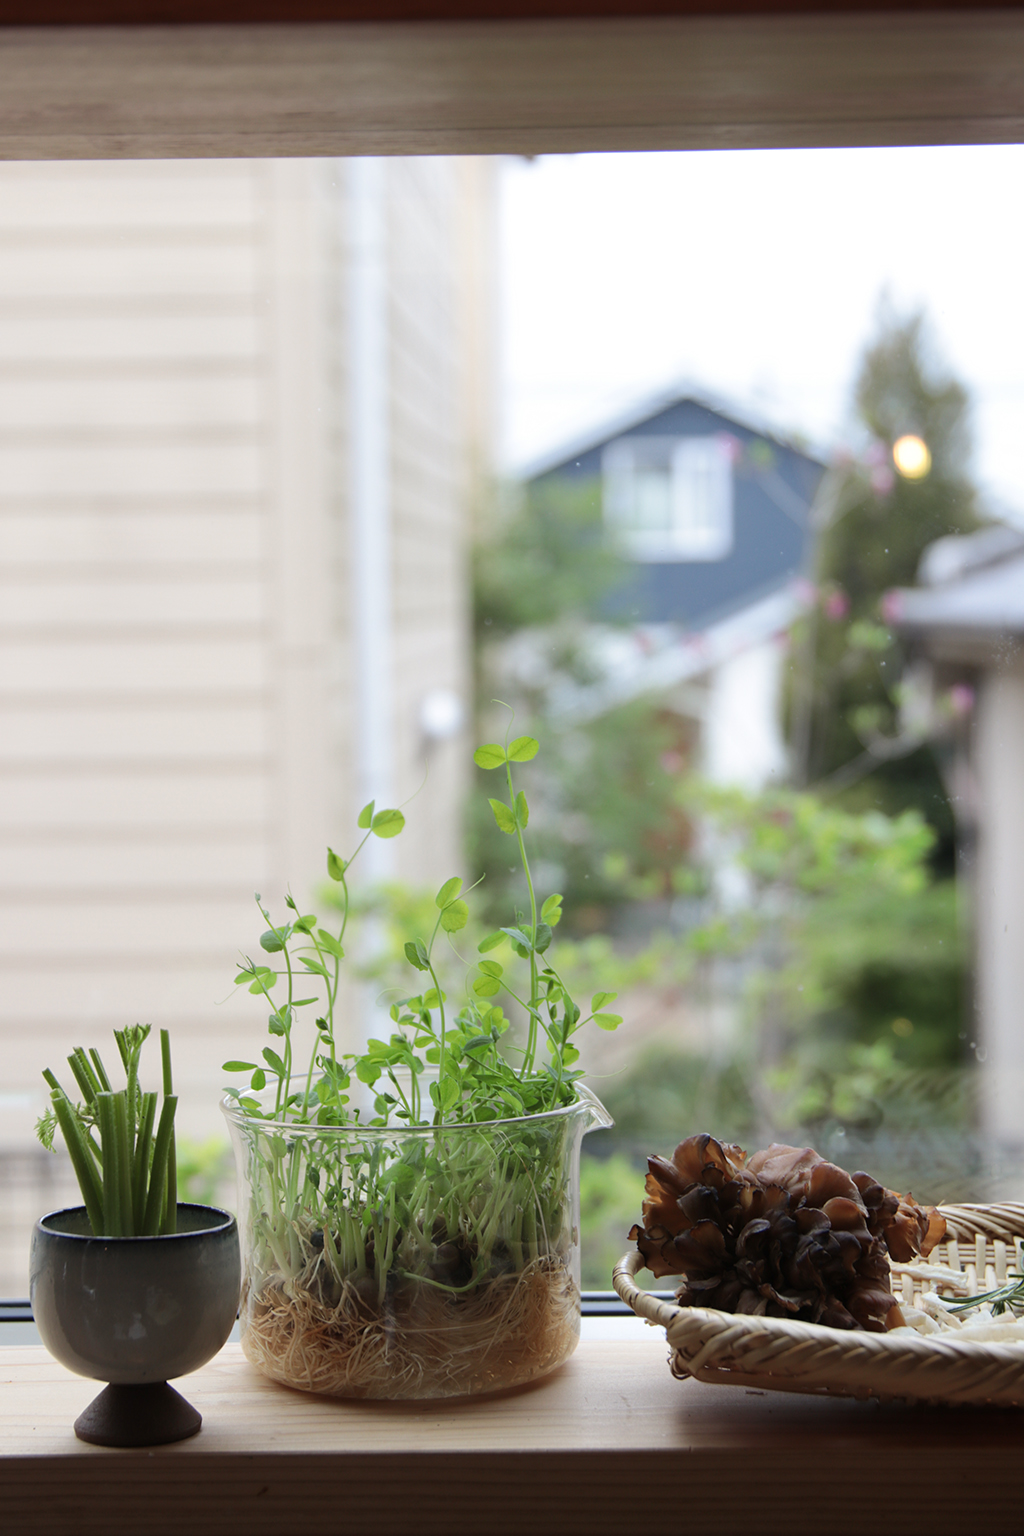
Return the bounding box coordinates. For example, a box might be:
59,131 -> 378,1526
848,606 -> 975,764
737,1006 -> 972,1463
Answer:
2,1325 -> 1023,1535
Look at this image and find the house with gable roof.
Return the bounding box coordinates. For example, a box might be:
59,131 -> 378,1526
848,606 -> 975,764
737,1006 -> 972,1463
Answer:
522,388 -> 827,788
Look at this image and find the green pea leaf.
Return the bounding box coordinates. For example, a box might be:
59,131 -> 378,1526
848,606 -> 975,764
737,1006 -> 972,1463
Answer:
262,1047 -> 286,1073
501,925 -> 533,953
222,1060 -> 257,1072
489,798 -> 516,835
473,742 -> 507,769
292,914 -> 318,933
371,807 -> 405,839
593,1012 -> 623,1032
404,940 -> 429,972
355,1058 -> 382,1086
317,930 -> 345,959
462,1035 -> 492,1054
561,1044 -> 580,1066
541,893 -> 563,926
357,800 -> 375,830
259,927 -> 289,953
478,931 -> 504,954
533,922 -> 553,954
514,790 -> 529,829
298,956 -> 329,978
473,976 -> 501,998
591,991 -> 618,1011
435,876 -> 463,909
439,899 -> 469,933
430,1076 -> 460,1113
478,960 -> 503,978
326,847 -> 347,881
507,735 -> 539,762
250,1068 -> 267,1090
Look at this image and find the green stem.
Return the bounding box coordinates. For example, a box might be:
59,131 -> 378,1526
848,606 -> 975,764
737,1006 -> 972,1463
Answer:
133,1091 -> 157,1231
160,1030 -> 177,1231
505,758 -> 539,1074
425,955 -> 449,1126
50,1091 -> 105,1235
143,1095 -> 178,1236
89,1049 -> 112,1093
113,1091 -> 134,1235
304,929 -> 337,1116
67,1049 -> 102,1107
95,1094 -> 122,1237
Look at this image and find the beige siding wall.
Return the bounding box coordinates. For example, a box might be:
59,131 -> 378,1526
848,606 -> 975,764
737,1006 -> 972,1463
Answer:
0,162 -> 270,1164
0,154 -> 485,1220
387,157 -> 471,887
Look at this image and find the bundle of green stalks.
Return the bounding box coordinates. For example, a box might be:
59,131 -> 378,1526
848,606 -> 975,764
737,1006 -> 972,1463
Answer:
37,1025 -> 178,1238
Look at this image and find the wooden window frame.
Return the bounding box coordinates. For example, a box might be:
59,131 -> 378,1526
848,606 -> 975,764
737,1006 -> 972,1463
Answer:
0,3 -> 1018,159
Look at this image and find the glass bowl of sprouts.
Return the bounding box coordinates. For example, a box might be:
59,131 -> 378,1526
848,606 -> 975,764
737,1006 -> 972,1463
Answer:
221,733 -> 617,1400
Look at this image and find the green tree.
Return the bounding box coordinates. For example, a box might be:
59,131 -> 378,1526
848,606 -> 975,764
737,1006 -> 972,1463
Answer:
471,477 -> 691,927
789,308 -> 985,865
473,475 -> 623,642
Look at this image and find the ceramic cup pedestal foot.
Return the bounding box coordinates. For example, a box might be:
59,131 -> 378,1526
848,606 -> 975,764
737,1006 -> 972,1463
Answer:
74,1381 -> 202,1447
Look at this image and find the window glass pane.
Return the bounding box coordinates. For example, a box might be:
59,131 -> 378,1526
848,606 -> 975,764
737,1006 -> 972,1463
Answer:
671,436 -> 733,558
499,146 -> 1024,1294
4,145 -> 1024,1340
634,465 -> 673,532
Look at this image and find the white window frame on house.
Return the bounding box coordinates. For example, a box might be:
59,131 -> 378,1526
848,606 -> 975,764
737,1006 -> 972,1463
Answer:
602,435 -> 733,562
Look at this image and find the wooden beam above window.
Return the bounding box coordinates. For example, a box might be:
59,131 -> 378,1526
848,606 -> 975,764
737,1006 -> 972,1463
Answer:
0,10 -> 1021,158
0,0 -> 1018,23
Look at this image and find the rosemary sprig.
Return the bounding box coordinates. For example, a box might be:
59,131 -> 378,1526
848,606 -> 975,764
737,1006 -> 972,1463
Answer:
946,1272 -> 1024,1316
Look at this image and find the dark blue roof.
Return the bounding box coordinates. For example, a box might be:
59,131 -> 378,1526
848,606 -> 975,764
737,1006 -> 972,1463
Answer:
528,395 -> 826,630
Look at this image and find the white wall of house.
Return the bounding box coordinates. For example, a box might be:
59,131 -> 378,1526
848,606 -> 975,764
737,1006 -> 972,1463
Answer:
701,635 -> 788,790
0,157 -> 487,1160
975,659 -> 1024,1151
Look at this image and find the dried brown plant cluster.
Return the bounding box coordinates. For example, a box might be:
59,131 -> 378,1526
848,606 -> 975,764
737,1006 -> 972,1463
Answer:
630,1135 -> 946,1332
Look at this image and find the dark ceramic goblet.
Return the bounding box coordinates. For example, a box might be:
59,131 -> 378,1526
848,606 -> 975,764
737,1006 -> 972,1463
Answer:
29,1202 -> 240,1447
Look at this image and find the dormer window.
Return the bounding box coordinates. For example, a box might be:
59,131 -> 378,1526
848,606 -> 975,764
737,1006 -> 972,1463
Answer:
602,435 -> 734,561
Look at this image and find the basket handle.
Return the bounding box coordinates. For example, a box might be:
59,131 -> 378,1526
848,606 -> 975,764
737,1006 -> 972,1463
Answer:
937,1201 -> 1024,1243
612,1250 -> 684,1328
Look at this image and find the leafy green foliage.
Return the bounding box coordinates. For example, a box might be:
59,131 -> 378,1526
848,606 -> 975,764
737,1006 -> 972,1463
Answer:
176,1135 -> 233,1209
470,699 -> 692,928
36,1026 -> 179,1238
472,469 -> 694,927
578,1151 -> 646,1291
789,307 -> 985,866
473,476 -> 627,641
678,780 -> 966,1075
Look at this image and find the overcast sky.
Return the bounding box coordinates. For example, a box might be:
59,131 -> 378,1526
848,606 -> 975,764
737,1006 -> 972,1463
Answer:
499,146 -> 1024,520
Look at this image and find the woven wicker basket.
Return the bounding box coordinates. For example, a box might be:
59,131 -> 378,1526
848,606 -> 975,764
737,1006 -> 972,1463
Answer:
613,1202 -> 1024,1406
